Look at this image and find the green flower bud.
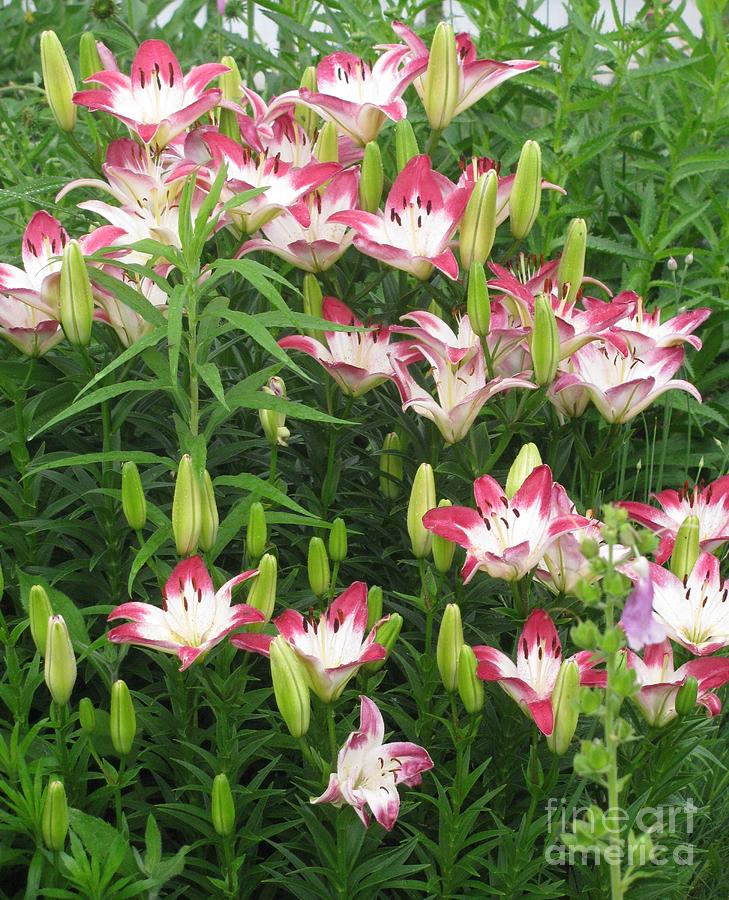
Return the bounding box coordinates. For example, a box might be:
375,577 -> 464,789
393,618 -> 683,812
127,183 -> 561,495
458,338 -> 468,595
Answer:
110,679 -> 136,757
599,625 -> 624,655
246,501 -> 267,561
379,432 -> 403,499
366,585 -> 383,631
295,66 -> 318,137
40,31 -> 76,132
78,32 -> 103,84
59,239 -> 94,347
570,620 -> 600,650
44,615 -> 76,706
41,780 -> 69,851
422,22 -> 459,130
247,553 -> 277,624
580,538 -> 600,559
505,443 -> 543,499
270,635 -> 310,737
670,515 -> 700,580
198,470 -> 219,552
530,293 -> 559,386
436,603 -> 463,692
395,119 -> 419,172
307,537 -> 330,598
359,141 -> 384,212
675,676 -> 698,717
466,261 -> 490,338
432,499 -> 456,574
460,170 -> 498,269
509,140 -> 542,240
259,376 -> 288,446
579,686 -> 603,715
29,584 -> 53,655
79,697 -> 96,735
546,660 -> 580,755
218,56 -> 242,141
211,773 -> 235,836
457,644 -> 484,714
172,454 -> 201,557
313,121 -> 338,163
556,218 -> 587,303
365,613 -> 402,672
302,273 -> 324,340
121,461 -> 146,531
329,517 -> 347,563
407,463 -> 436,559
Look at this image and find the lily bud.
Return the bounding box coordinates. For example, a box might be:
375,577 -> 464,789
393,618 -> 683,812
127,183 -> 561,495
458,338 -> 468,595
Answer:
313,121 -> 338,164
670,515 -> 700,580
296,66 -> 318,137
407,463 -> 436,559
198,470 -> 219,552
270,635 -> 310,737
329,517 -> 347,563
260,376 -> 288,446
40,31 -> 76,132
422,22 -> 459,130
172,455 -> 201,557
44,615 -> 76,706
546,660 -> 580,755
394,120 -> 419,172
467,261 -> 491,338
509,140 -> 542,240
365,613 -> 402,672
366,585 -> 383,631
676,675 -> 699,717
530,293 -> 559,386
29,584 -> 53,655
211,773 -> 235,837
557,218 -> 587,304
59,240 -> 94,347
436,603 -> 463,692
78,32 -> 103,84
246,501 -> 267,561
457,645 -> 484,714
379,432 -> 403,499
247,553 -> 277,624
41,780 -> 69,851
505,443 -> 543,499
110,679 -> 136,757
359,142 -> 384,212
79,697 -> 96,735
307,537 -> 330,598
121,461 -> 146,531
218,55 -> 242,141
432,500 -> 456,573
302,273 -> 324,340
460,170 -> 498,269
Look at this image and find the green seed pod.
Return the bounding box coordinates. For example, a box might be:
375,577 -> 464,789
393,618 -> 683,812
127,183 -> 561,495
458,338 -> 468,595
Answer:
530,293 -> 560,386
295,66 -> 318,137
556,218 -> 587,303
407,463 -> 436,559
78,32 -> 103,84
467,261 -> 491,338
110,679 -> 136,757
457,645 -> 484,714
509,140 -> 542,240
40,31 -> 76,132
359,141 -> 384,212
422,22 -> 459,131
436,604 -> 463,692
41,780 -> 69,851
313,121 -> 338,164
394,120 -> 420,172
79,697 -> 96,735
379,432 -> 403,499
460,170 -> 498,269
211,773 -> 235,836
366,585 -> 383,631
670,515 -> 700,580
307,537 -> 330,598
172,454 -> 202,557
45,615 -> 76,706
365,613 -> 402,672
329,517 -> 347,563
247,553 -> 277,624
29,585 -> 54,655
546,660 -> 581,754
198,470 -> 219,552
121,461 -> 147,531
59,240 -> 94,347
505,443 -> 543,499
675,675 -> 698,717
432,500 -> 456,574
246,501 -> 267,561
270,635 -> 310,737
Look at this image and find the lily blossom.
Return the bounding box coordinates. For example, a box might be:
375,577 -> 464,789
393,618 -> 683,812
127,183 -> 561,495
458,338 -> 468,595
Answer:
74,40 -> 227,148
0,211 -> 69,319
311,696 -> 433,829
0,298 -> 63,357
392,310 -> 479,366
473,609 -> 605,735
611,295 -> 711,351
329,155 -> 470,280
624,640 -> 729,726
619,558 -> 665,650
423,466 -> 588,582
107,556 -> 263,671
231,582 -> 387,702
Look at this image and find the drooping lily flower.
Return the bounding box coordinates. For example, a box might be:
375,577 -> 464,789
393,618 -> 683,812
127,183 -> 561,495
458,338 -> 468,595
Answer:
231,582 -> 387,702
619,557 -> 666,650
473,609 -> 605,734
92,264 -> 171,347
610,295 -> 711,351
311,695 -> 433,829
74,40 -> 227,148
237,169 -> 359,272
619,476 -> 729,563
107,556 -> 263,670
391,310 -> 480,366
624,640 -> 729,726
329,155 -> 470,280
423,466 -> 588,582
0,297 -> 63,357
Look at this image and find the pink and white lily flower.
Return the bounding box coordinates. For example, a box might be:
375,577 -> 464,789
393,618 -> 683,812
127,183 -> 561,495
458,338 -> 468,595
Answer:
329,155 -> 470,280
473,609 -> 605,735
311,696 -> 433,830
392,310 -> 480,366
231,582 -> 387,702
611,295 -> 711,351
423,466 -> 588,582
74,40 -> 227,148
0,211 -> 69,319
619,476 -> 729,563
0,296 -> 63,357
624,640 -> 729,726
107,556 -> 263,671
